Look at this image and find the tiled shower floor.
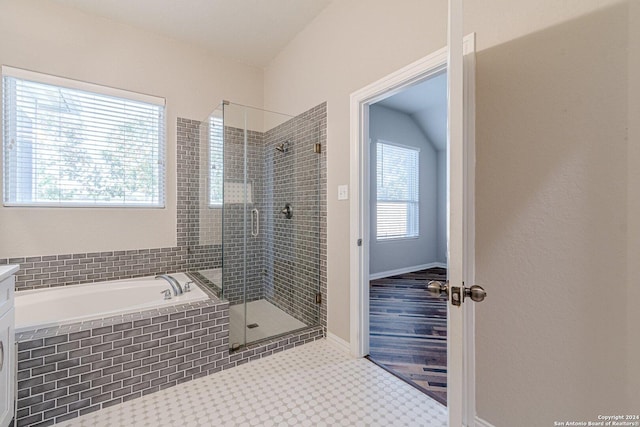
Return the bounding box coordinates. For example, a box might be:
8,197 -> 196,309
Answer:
229,299 -> 307,346
58,339 -> 447,427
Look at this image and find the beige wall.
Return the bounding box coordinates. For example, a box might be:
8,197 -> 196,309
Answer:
474,3 -> 630,423
627,0 -> 640,413
264,0 -> 636,424
0,0 -> 263,257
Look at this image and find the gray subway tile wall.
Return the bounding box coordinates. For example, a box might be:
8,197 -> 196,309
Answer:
1,249 -> 187,291
176,118 -> 224,274
220,127 -> 266,305
263,106 -> 325,327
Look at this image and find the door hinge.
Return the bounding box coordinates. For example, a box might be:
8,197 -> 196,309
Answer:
315,292 -> 322,304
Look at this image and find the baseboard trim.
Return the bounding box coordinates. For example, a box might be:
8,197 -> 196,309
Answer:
475,416 -> 496,427
326,332 -> 351,354
369,262 -> 447,280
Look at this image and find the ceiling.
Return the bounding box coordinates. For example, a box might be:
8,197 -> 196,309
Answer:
53,0 -> 332,67
376,71 -> 448,151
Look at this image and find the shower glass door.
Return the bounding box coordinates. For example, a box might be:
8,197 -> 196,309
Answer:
220,102 -> 321,350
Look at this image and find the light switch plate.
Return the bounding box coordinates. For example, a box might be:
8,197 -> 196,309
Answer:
338,185 -> 349,200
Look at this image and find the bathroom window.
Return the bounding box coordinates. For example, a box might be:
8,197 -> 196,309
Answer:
376,141 -> 419,240
209,115 -> 223,207
2,66 -> 165,207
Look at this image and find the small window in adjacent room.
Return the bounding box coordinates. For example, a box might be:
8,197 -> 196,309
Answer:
208,115 -> 223,207
2,66 -> 166,207
376,140 -> 420,240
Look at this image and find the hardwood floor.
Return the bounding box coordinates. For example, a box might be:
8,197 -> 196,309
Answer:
368,267 -> 448,405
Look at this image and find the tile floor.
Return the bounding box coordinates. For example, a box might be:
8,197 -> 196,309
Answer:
229,299 -> 307,346
58,339 -> 447,427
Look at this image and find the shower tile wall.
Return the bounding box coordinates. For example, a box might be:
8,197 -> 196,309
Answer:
176,118 -> 223,273
220,103 -> 327,329
263,107 -> 324,327
0,118 -> 220,291
221,127 -> 265,305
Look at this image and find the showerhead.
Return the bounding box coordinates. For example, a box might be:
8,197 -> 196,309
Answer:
275,140 -> 290,153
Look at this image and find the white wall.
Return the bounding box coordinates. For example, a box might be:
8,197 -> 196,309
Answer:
263,0 -> 637,424
368,104 -> 439,275
0,0 -> 263,257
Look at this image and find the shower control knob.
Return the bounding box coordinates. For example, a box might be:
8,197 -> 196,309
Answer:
281,203 -> 293,219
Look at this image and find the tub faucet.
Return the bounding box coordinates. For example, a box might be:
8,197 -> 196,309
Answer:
155,274 -> 183,296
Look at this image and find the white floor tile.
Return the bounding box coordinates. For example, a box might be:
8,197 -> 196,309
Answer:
58,339 -> 447,427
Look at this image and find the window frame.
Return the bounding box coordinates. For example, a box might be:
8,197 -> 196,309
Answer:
208,114 -> 223,209
375,139 -> 420,242
1,66 -> 166,208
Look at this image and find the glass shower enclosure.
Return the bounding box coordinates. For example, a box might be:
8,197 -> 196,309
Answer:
196,101 -> 321,350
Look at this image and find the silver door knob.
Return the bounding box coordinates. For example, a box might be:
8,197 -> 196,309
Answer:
427,280 -> 449,297
464,285 -> 487,302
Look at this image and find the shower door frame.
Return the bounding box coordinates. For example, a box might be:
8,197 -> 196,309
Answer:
221,101 -> 322,350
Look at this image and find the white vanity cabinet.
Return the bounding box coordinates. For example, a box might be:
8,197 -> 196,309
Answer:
0,265 -> 18,427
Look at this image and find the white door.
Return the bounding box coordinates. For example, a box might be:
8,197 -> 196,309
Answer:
444,0 -> 483,424
446,0 -> 466,422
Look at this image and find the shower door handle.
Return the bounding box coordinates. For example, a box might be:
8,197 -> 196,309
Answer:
251,209 -> 259,237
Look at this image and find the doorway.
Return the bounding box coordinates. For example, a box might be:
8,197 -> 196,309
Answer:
366,71 -> 449,405
349,33 -> 478,425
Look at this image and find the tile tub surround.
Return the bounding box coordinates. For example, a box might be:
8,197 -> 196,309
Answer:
15,279 -> 324,427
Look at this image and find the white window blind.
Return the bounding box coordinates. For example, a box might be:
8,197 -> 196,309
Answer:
2,67 -> 165,207
376,141 -> 419,240
209,115 -> 223,207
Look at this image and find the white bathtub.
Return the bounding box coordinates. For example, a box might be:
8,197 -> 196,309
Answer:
15,273 -> 209,332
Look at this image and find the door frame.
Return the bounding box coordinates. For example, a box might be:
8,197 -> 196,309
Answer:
349,34 -> 476,424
